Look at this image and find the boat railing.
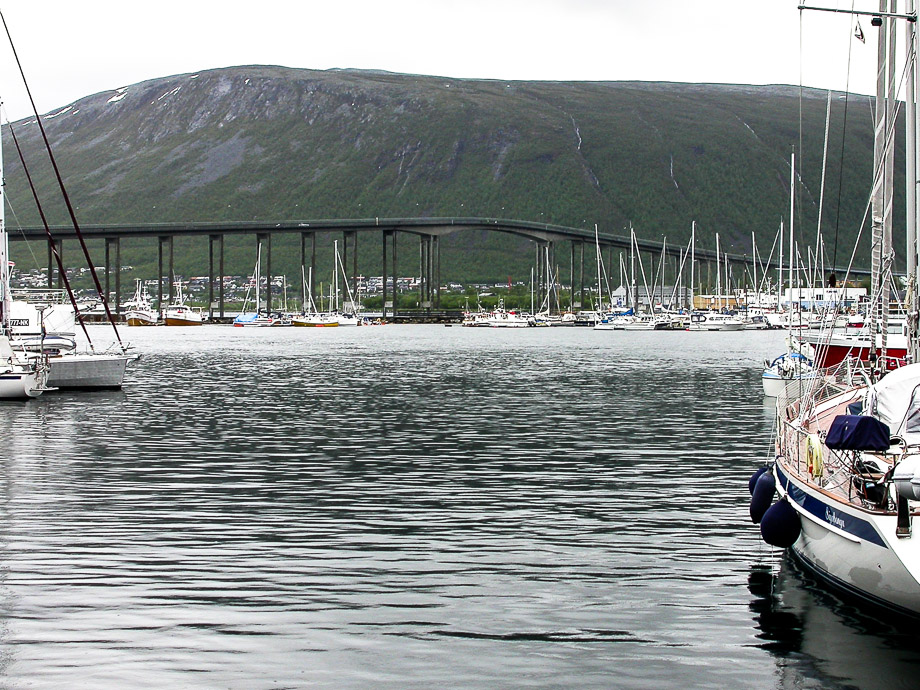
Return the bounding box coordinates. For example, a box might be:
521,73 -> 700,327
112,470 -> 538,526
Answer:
780,420 -> 858,495
11,288 -> 69,305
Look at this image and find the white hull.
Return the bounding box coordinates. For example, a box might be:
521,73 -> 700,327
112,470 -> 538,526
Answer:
291,313 -> 340,327
125,309 -> 158,326
46,353 -> 135,389
774,462 -> 920,616
761,372 -> 822,398
0,370 -> 44,398
687,321 -> 745,331
489,320 -> 530,328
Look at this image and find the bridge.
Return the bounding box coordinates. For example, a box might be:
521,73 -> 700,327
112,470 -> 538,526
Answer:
10,216 -> 856,317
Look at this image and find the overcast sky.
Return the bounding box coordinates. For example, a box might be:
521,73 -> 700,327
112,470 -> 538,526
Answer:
0,1 -> 902,122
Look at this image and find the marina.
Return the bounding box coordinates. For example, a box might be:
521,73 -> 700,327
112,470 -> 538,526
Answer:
4,325 -> 919,688
4,2 -> 920,687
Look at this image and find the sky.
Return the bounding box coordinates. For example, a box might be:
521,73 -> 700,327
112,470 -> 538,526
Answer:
0,1 -> 903,122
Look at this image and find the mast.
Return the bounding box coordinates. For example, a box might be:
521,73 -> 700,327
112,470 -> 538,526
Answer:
910,0 -> 920,361
255,241 -> 262,314
334,240 -> 340,312
882,1 -> 897,364
594,224 -> 603,312
788,150 -> 795,315
751,231 -> 757,308
778,220 -> 784,312
716,233 -> 721,310
630,224 -> 637,311
690,221 -> 696,311
0,112 -> 8,330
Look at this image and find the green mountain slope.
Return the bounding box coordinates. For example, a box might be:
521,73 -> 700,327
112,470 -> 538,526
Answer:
2,66 -> 883,282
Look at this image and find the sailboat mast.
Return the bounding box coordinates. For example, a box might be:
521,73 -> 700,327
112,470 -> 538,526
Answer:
255,241 -> 262,314
909,0 -> 920,361
788,150 -> 795,315
334,240 -> 340,312
630,225 -> 637,310
0,123 -> 8,328
778,220 -> 784,312
751,231 -> 757,308
690,221 -> 696,311
716,233 -> 721,310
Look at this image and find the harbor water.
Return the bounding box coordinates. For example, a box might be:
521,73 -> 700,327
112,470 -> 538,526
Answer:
1,325 -> 919,688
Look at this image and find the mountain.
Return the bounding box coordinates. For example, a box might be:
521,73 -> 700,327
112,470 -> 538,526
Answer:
1,65 -> 883,282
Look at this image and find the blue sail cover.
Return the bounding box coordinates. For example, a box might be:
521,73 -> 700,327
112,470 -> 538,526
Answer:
824,415 -> 891,451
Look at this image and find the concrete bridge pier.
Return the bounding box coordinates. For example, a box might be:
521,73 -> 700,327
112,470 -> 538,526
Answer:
208,234 -> 225,318
104,237 -> 122,314
157,235 -> 175,316
381,229 -> 398,320
47,238 -> 63,289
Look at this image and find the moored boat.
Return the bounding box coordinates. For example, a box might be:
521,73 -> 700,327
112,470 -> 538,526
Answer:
759,361 -> 920,617
124,279 -> 158,326
749,3 -> 920,619
761,351 -> 820,398
164,282 -> 204,326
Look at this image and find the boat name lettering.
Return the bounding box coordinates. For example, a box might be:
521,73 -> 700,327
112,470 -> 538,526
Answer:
8,319 -> 29,327
825,508 -> 845,530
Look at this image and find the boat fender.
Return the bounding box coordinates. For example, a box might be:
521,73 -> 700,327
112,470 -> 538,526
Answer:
760,499 -> 801,548
805,434 -> 824,478
748,466 -> 769,495
750,470 -> 776,524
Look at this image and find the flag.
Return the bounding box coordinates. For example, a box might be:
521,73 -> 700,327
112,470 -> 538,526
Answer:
855,21 -> 865,44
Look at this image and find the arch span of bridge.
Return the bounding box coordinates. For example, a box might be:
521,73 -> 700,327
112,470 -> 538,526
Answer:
11,217 -> 860,317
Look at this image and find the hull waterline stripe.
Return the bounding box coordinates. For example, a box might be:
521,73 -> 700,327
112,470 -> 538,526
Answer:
775,464 -> 888,548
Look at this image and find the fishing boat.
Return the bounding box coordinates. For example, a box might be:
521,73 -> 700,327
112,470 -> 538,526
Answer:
750,3 -> 920,618
488,299 -> 532,328
165,282 -> 204,326
124,279 -> 158,326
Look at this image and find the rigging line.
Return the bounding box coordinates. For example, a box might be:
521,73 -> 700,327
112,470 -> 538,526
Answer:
816,90 -> 832,287
831,1 -> 859,272
5,193 -> 41,269
0,9 -> 125,352
6,118 -> 94,348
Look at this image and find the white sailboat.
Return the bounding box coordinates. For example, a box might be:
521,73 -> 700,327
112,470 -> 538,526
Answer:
0,169 -> 47,398
752,3 -> 920,618
333,240 -> 361,326
291,266 -> 339,327
234,244 -> 279,327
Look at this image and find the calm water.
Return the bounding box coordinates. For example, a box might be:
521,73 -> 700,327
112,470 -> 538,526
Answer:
1,325 -> 919,689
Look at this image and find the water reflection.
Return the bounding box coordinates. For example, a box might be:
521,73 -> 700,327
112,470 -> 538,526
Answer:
749,557 -> 920,690
1,326 -> 917,687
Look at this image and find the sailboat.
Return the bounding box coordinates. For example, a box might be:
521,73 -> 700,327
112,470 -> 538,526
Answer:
124,279 -> 158,326
752,3 -> 920,618
333,240 -> 361,326
291,266 -> 338,327
2,14 -> 136,389
233,244 -> 279,327
0,163 -> 47,397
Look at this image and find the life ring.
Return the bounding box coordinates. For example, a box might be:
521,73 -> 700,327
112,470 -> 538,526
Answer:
806,434 -> 824,478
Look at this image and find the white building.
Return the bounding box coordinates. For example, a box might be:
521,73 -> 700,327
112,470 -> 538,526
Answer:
782,286 -> 867,310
